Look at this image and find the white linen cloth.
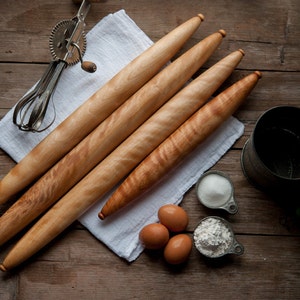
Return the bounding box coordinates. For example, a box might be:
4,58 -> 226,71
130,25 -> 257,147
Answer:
0,10 -> 244,262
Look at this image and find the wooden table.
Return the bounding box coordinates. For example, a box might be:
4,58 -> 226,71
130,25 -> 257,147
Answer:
1,1 -> 300,299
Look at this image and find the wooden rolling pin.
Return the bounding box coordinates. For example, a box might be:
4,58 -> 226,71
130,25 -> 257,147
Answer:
0,51 -> 248,272
0,14 -> 204,205
99,71 -> 262,219
0,29 -> 226,246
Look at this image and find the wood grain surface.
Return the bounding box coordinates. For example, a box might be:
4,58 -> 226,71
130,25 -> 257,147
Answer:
0,0 -> 299,299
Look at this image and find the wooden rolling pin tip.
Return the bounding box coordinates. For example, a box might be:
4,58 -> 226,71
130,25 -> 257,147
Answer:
98,212 -> 105,220
238,49 -> 245,56
197,14 -> 205,21
255,70 -> 262,78
0,264 -> 7,272
218,29 -> 226,37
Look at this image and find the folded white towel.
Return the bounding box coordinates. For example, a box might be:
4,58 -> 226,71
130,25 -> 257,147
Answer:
0,10 -> 244,262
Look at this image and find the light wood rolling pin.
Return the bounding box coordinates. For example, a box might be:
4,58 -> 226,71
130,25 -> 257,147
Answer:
0,14 -> 204,205
0,51 -> 249,272
0,29 -> 226,246
99,71 -> 262,219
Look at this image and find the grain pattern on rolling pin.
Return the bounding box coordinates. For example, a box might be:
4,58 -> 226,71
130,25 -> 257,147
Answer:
99,71 -> 262,219
0,14 -> 204,205
0,51 -> 249,272
0,27 -> 224,246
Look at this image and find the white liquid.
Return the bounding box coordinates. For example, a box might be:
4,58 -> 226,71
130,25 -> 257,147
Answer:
197,173 -> 232,207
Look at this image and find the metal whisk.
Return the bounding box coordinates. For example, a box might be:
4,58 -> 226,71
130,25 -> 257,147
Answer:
13,0 -> 96,132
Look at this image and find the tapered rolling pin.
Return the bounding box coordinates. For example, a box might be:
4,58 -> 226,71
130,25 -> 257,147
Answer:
0,14 -> 204,205
0,51 -> 248,272
0,29 -> 226,246
99,71 -> 262,219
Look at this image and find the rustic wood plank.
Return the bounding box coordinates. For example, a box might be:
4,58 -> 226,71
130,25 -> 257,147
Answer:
1,229 -> 298,300
0,0 -> 299,71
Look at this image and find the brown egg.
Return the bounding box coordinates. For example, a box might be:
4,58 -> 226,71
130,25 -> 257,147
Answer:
164,234 -> 192,264
139,223 -> 169,249
158,204 -> 189,232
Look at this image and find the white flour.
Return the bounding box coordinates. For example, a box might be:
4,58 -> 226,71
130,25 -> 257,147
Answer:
193,217 -> 233,258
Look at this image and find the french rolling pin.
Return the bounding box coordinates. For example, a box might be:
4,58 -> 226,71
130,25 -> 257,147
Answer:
0,29 -> 226,246
0,50 -> 248,271
99,71 -> 262,219
0,14 -> 204,205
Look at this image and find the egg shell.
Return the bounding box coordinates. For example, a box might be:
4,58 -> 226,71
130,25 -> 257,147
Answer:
158,204 -> 189,232
164,234 -> 192,264
139,223 -> 169,249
